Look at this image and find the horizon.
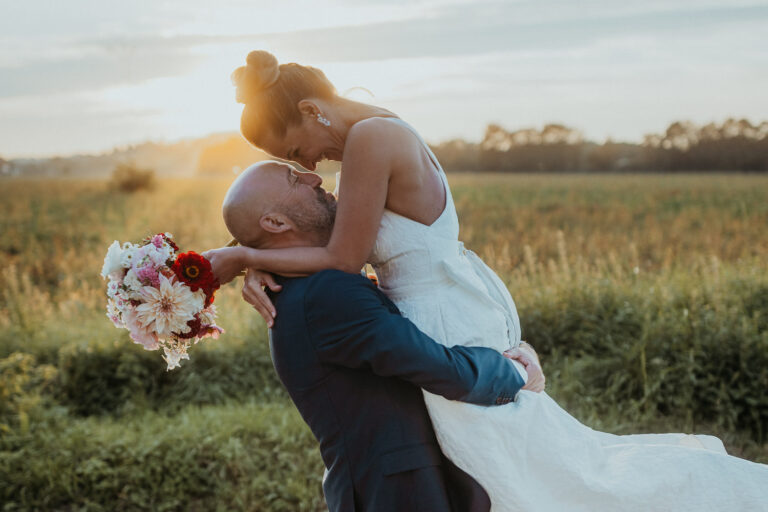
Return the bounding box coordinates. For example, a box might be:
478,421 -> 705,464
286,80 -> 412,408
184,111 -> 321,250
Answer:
2,0 -> 768,159
5,115 -> 768,162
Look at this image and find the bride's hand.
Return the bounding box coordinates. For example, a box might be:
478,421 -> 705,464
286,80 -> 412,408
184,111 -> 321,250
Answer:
517,341 -> 541,367
242,268 -> 282,327
201,246 -> 247,285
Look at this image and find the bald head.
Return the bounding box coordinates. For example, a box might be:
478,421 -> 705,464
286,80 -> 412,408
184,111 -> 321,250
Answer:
222,161 -> 284,246
222,160 -> 336,249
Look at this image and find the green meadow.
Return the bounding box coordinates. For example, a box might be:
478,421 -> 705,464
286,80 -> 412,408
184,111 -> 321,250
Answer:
1,173 -> 767,511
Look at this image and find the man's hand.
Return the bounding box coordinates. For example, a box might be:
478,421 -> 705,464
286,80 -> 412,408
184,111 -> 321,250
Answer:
503,343 -> 545,393
241,268 -> 281,327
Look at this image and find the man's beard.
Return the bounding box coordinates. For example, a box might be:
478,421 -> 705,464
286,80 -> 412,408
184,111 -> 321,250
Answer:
283,188 -> 337,243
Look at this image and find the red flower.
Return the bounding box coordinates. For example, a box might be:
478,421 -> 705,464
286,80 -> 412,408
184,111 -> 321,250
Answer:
176,314 -> 222,339
203,288 -> 216,307
177,316 -> 203,339
164,236 -> 180,253
172,252 -> 219,302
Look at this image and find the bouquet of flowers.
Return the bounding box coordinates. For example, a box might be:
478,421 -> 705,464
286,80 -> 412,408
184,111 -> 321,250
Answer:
100,233 -> 223,370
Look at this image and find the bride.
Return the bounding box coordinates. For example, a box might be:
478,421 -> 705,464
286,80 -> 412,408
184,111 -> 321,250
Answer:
204,51 -> 768,511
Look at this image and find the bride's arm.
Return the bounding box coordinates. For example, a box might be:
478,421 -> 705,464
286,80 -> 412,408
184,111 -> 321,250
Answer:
208,120 -> 394,281
251,122 -> 391,273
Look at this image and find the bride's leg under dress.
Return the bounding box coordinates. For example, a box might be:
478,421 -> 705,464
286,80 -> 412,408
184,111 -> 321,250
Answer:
422,385 -> 768,512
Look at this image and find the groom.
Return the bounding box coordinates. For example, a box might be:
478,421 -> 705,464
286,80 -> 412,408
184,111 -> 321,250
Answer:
217,161 -> 544,511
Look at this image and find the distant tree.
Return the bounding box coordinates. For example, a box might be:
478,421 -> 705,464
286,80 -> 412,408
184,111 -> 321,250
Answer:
433,118 -> 768,173
586,140 -> 621,172
479,123 -> 585,172
585,140 -> 645,172
642,118 -> 768,171
431,139 -> 481,172
110,162 -> 156,192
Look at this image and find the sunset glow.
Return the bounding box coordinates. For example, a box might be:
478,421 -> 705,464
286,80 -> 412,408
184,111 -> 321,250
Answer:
1,0 -> 767,158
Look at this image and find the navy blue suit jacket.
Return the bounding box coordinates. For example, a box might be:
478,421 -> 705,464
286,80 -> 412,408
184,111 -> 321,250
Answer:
268,270 -> 525,511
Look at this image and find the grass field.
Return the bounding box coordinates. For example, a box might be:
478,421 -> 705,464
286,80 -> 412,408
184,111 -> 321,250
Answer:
1,173 -> 767,511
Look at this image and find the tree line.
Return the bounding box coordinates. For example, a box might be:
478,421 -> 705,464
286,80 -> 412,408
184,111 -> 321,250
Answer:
4,118 -> 765,178
431,118 -> 768,172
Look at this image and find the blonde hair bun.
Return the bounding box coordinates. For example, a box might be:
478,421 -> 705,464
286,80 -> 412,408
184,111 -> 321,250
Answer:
232,50 -> 280,104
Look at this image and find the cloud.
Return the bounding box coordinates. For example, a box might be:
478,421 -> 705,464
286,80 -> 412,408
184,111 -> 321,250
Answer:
0,46 -> 202,97
1,0 -> 767,156
262,2 -> 768,62
2,1 -> 766,98
0,92 -> 162,157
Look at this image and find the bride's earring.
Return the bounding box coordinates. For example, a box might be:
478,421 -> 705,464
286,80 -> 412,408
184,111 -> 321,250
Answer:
316,113 -> 331,127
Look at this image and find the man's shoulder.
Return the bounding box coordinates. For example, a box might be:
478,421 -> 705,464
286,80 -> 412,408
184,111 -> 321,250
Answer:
271,270 -> 384,348
303,269 -> 374,303
275,270 -> 373,308
273,270 -> 389,333
306,268 -> 366,285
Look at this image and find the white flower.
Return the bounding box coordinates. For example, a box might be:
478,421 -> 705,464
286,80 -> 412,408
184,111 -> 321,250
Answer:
105,299 -> 124,328
122,269 -> 145,300
120,243 -> 138,269
198,305 -> 217,325
146,244 -> 173,267
101,241 -> 124,279
193,288 -> 207,305
130,245 -> 150,270
162,346 -> 189,371
135,275 -> 204,338
106,279 -> 121,298
123,307 -> 160,350
131,243 -> 171,271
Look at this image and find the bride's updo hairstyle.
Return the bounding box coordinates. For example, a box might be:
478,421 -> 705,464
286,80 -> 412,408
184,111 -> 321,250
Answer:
232,51 -> 337,146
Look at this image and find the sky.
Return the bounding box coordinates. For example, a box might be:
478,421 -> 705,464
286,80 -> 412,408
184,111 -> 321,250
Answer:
1,0 -> 767,158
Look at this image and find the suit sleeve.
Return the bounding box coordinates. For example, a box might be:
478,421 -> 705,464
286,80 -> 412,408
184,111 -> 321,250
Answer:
304,271 -> 525,405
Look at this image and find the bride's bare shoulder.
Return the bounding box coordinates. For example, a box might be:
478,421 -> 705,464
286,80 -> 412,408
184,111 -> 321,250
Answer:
345,117 -> 419,158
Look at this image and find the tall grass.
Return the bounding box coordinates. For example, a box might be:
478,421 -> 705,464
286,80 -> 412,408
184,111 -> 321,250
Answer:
1,174 -> 767,509
1,401 -> 325,511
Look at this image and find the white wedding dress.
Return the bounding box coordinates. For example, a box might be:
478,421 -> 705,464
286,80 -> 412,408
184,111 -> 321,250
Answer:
348,118 -> 768,511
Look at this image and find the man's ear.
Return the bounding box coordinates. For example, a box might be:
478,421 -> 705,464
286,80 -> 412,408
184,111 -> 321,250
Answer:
259,212 -> 293,234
